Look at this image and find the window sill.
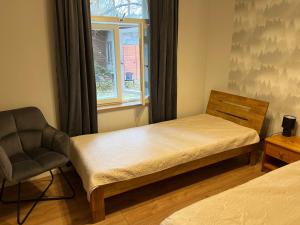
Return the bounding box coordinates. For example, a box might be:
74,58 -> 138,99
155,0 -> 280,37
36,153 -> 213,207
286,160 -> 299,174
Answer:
97,101 -> 148,113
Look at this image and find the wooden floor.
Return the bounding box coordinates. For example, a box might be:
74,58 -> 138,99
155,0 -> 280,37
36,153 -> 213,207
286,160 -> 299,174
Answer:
0,156 -> 265,225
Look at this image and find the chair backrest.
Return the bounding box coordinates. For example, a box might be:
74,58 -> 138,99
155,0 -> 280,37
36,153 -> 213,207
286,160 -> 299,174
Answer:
0,107 -> 47,157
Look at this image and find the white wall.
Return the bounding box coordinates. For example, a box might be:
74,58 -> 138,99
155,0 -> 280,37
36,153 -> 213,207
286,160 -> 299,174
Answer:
98,106 -> 149,132
177,0 -> 208,118
0,0 -> 58,127
204,0 -> 235,108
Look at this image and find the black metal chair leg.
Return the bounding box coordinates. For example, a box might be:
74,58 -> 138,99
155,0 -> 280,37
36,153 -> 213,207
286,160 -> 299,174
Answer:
25,168 -> 75,201
17,182 -> 21,225
58,167 -> 75,199
0,168 -> 75,225
27,168 -> 75,201
0,179 -> 6,201
0,168 -> 75,204
17,171 -> 54,225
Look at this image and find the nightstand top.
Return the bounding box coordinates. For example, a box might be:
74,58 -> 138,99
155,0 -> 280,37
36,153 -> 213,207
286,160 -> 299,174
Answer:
265,134 -> 300,154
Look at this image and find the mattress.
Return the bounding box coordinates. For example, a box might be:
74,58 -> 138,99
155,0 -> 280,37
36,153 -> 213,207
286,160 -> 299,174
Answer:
70,114 -> 259,198
161,161 -> 300,225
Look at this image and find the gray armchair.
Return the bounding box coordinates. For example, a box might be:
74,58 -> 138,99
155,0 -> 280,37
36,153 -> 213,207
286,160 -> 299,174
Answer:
0,107 -> 74,224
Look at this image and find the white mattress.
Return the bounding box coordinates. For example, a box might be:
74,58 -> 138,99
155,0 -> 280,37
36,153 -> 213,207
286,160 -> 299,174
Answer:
161,161 -> 300,225
70,114 -> 259,199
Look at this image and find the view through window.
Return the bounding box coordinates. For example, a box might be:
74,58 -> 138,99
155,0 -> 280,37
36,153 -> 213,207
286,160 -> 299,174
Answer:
90,0 -> 149,105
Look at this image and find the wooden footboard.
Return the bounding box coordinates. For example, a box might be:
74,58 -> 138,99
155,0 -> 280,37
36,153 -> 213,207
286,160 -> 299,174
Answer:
89,143 -> 260,223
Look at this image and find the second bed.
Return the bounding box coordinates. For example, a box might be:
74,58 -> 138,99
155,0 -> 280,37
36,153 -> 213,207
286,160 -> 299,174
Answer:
161,160 -> 300,225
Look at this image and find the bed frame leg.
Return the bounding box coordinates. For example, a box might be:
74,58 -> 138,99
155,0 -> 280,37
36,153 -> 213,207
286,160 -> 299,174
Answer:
249,150 -> 257,166
90,188 -> 105,223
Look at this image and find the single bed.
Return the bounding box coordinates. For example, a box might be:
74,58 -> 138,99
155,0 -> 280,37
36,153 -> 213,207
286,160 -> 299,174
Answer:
70,90 -> 269,222
161,160 -> 300,225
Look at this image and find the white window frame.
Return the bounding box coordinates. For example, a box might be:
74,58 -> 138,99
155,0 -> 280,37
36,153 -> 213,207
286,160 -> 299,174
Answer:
92,16 -> 148,106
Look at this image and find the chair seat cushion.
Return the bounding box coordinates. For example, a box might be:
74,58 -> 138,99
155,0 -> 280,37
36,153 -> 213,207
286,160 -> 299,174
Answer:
10,148 -> 68,182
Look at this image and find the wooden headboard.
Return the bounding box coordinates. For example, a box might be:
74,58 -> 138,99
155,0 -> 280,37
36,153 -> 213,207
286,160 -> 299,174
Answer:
206,90 -> 269,134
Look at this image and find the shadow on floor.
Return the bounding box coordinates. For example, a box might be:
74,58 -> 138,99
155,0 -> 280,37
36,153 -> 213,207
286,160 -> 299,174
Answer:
0,155 -> 253,225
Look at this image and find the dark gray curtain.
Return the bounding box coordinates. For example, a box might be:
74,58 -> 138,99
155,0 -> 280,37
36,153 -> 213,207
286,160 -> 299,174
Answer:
149,0 -> 178,123
55,0 -> 98,136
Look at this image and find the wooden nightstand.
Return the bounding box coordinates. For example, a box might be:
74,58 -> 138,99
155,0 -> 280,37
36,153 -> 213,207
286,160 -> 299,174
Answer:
262,134 -> 300,171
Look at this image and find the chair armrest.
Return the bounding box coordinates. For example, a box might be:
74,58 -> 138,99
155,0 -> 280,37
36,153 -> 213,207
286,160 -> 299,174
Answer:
0,145 -> 12,181
42,125 -> 70,157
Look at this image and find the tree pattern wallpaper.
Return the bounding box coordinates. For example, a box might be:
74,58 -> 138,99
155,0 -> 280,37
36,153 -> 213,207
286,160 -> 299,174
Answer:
228,0 -> 300,135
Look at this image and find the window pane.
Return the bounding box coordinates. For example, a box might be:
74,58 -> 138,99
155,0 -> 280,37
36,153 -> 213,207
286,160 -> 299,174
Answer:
119,25 -> 141,101
144,25 -> 150,97
92,29 -> 118,100
90,0 -> 149,19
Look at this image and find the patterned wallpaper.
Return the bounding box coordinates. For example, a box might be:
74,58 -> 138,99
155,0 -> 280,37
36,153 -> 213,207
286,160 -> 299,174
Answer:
228,0 -> 300,135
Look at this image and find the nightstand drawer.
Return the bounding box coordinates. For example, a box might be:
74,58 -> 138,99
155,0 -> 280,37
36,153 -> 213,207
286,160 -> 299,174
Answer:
265,143 -> 300,163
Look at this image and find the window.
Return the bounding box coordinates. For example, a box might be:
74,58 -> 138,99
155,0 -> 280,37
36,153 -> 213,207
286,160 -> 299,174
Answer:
90,0 -> 149,19
91,0 -> 150,106
106,41 -> 113,64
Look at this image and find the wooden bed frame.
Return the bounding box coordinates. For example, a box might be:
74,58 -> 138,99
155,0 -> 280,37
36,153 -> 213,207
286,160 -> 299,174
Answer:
89,90 -> 269,223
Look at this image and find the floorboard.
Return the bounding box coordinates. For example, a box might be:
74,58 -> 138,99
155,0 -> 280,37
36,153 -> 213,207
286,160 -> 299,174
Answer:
0,156 -> 265,225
